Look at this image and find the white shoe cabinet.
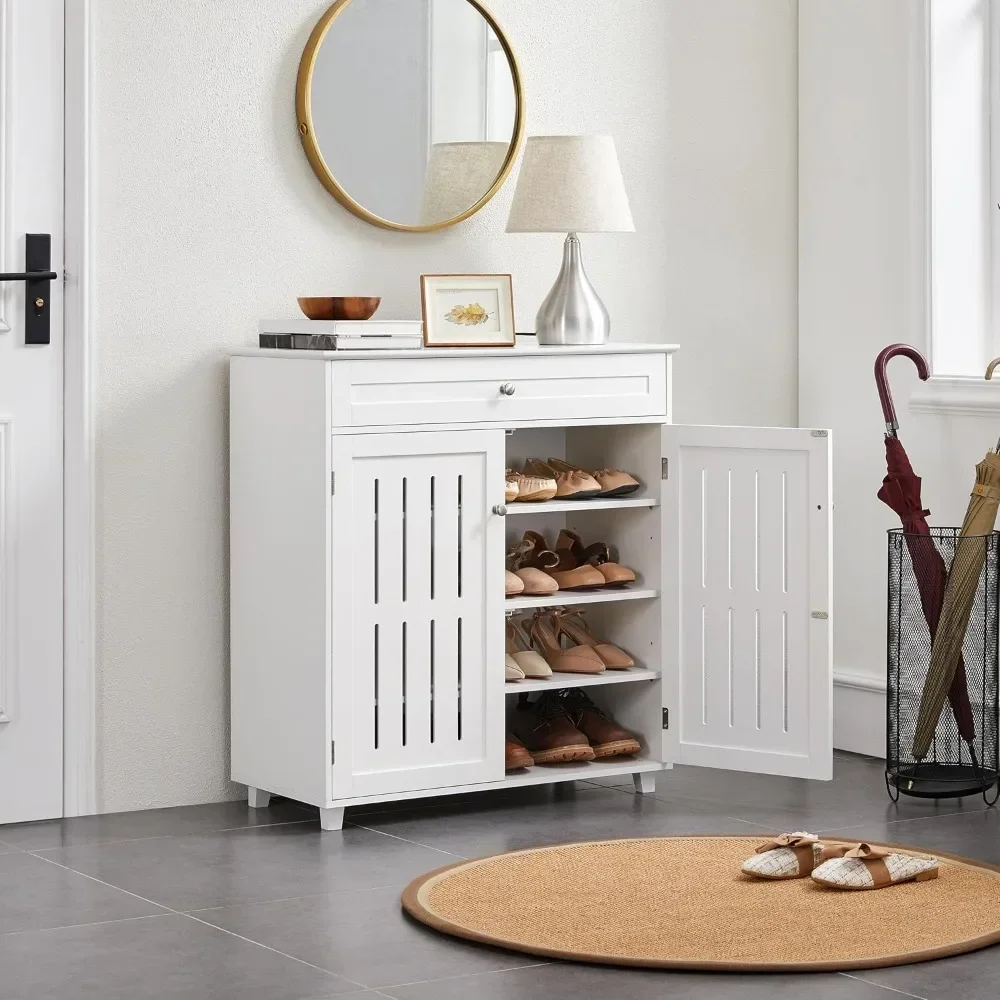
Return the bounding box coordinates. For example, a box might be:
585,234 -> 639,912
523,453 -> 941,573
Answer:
230,343 -> 832,831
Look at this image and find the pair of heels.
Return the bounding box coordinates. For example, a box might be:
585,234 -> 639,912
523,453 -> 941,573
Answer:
505,609 -> 634,680
505,530 -> 636,597
742,832 -> 939,891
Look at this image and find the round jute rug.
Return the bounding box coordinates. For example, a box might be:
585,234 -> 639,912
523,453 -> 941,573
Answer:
401,835 -> 1000,972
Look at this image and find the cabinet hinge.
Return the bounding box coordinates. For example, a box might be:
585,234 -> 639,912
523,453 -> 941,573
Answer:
662,707 -> 669,730
811,611 -> 829,620
661,458 -> 669,480
811,429 -> 829,438
331,472 -> 336,495
331,740 -> 335,764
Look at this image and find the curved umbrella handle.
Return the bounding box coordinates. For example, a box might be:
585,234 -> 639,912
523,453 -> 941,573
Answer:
875,344 -> 930,436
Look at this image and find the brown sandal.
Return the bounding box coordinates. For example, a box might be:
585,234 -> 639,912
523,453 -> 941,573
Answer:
507,534 -> 560,596
554,530 -> 636,587
553,609 -> 634,669
529,611 -> 605,674
523,531 -> 605,590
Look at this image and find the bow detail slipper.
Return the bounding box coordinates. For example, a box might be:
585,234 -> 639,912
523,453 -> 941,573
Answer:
741,832 -> 825,880
811,842 -> 939,890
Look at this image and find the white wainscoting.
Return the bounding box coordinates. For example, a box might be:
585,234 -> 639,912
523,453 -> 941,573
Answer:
833,669 -> 886,760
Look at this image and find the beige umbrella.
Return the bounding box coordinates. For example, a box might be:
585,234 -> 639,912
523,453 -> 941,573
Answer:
912,449 -> 1000,759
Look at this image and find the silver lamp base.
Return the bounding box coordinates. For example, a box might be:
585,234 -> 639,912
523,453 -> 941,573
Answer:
535,233 -> 611,346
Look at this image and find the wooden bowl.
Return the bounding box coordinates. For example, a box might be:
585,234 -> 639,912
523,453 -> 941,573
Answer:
297,297 -> 381,321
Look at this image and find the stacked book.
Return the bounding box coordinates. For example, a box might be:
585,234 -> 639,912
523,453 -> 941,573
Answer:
259,319 -> 423,351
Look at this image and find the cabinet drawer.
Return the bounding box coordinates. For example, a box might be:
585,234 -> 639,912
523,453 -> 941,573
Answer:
333,353 -> 668,428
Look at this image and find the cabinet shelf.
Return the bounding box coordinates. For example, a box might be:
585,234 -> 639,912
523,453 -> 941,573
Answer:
505,587 -> 659,611
506,495 -> 659,515
502,758 -> 663,789
505,667 -> 660,693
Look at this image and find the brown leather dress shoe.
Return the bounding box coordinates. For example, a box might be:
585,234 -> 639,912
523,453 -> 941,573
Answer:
557,689 -> 642,758
511,696 -> 596,764
505,735 -> 534,771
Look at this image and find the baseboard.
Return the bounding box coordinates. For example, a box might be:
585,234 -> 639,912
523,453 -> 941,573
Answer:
833,669 -> 886,759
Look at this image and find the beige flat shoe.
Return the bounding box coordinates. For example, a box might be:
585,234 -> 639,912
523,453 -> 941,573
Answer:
811,843 -> 939,890
529,611 -> 605,675
505,571 -> 525,597
504,471 -> 519,504
523,458 -> 601,501
547,458 -> 640,498
509,470 -> 557,503
507,618 -> 552,678
741,832 -> 825,880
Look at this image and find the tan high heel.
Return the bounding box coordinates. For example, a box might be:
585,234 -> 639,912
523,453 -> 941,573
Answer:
507,535 -> 559,596
523,531 -> 604,590
546,458 -> 640,498
529,611 -> 605,675
523,458 -> 601,501
506,618 -> 552,678
554,529 -> 636,587
553,609 -> 634,670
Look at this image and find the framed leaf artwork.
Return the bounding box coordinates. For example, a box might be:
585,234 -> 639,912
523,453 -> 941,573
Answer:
420,274 -> 516,347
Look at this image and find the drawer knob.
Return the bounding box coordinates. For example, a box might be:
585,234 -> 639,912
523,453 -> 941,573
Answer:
499,383 -> 516,396
492,504 -> 508,516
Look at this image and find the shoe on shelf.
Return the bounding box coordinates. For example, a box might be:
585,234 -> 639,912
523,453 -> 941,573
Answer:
529,611 -> 605,675
507,534 -> 560,596
546,458 -> 641,498
507,617 -> 552,678
523,458 -> 601,501
555,529 -> 636,587
505,570 -> 525,597
508,467 -> 558,503
523,530 -> 604,590
552,609 -> 634,669
556,689 -> 642,758
505,470 -> 520,504
510,695 -> 596,764
505,652 -> 525,682
505,734 -> 534,771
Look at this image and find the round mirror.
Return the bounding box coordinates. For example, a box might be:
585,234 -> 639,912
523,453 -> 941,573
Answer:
296,0 -> 524,232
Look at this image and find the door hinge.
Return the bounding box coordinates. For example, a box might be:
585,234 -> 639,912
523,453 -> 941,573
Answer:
662,707 -> 669,730
331,472 -> 336,495
661,458 -> 669,480
811,611 -> 829,620
811,429 -> 828,438
331,740 -> 335,764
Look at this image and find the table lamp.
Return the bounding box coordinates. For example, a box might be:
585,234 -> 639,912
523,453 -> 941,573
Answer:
506,135 -> 634,345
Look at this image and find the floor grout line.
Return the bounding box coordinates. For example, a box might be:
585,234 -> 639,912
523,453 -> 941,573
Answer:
0,910 -> 172,939
838,972 -> 930,999
25,852 -> 366,990
375,961 -> 553,992
347,822 -> 469,860
184,882 -> 413,915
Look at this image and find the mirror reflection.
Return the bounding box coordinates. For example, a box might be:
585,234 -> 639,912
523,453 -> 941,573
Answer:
303,0 -> 522,229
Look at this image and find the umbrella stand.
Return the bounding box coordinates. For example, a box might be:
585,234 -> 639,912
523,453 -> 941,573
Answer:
886,527 -> 1000,803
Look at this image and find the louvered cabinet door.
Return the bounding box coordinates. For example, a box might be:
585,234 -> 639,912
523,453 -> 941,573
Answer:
662,425 -> 833,780
330,431 -> 506,797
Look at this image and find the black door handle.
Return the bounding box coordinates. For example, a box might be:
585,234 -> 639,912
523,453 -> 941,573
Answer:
0,235 -> 54,345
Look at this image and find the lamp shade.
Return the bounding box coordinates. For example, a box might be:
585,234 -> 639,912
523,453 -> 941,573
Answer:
419,142 -> 511,225
506,135 -> 635,234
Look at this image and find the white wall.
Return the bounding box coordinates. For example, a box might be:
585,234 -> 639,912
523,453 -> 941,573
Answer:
93,0 -> 798,811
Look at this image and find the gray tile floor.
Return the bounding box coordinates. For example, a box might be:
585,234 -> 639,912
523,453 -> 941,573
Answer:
1,752 -> 997,999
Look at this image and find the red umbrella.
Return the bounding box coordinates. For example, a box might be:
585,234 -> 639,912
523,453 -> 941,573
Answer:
875,344 -> 977,746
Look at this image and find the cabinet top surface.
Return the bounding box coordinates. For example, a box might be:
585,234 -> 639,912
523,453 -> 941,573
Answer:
231,339 -> 680,363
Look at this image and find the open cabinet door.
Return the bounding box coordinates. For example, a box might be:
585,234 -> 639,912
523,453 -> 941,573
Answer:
662,425 -> 832,780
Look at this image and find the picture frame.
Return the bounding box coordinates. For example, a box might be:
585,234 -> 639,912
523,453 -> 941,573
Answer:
420,274 -> 516,348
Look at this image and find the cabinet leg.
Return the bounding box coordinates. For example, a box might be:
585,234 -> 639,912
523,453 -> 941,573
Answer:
247,787 -> 271,809
320,806 -> 345,832
633,772 -> 656,795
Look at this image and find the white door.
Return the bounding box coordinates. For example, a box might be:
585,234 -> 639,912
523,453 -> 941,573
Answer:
0,0 -> 64,823
330,430 -> 506,798
662,425 -> 832,780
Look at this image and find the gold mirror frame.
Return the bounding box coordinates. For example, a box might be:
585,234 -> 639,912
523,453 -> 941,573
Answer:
296,0 -> 525,233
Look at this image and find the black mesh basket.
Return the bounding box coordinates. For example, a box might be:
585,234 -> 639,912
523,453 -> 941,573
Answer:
886,527 -> 1000,802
